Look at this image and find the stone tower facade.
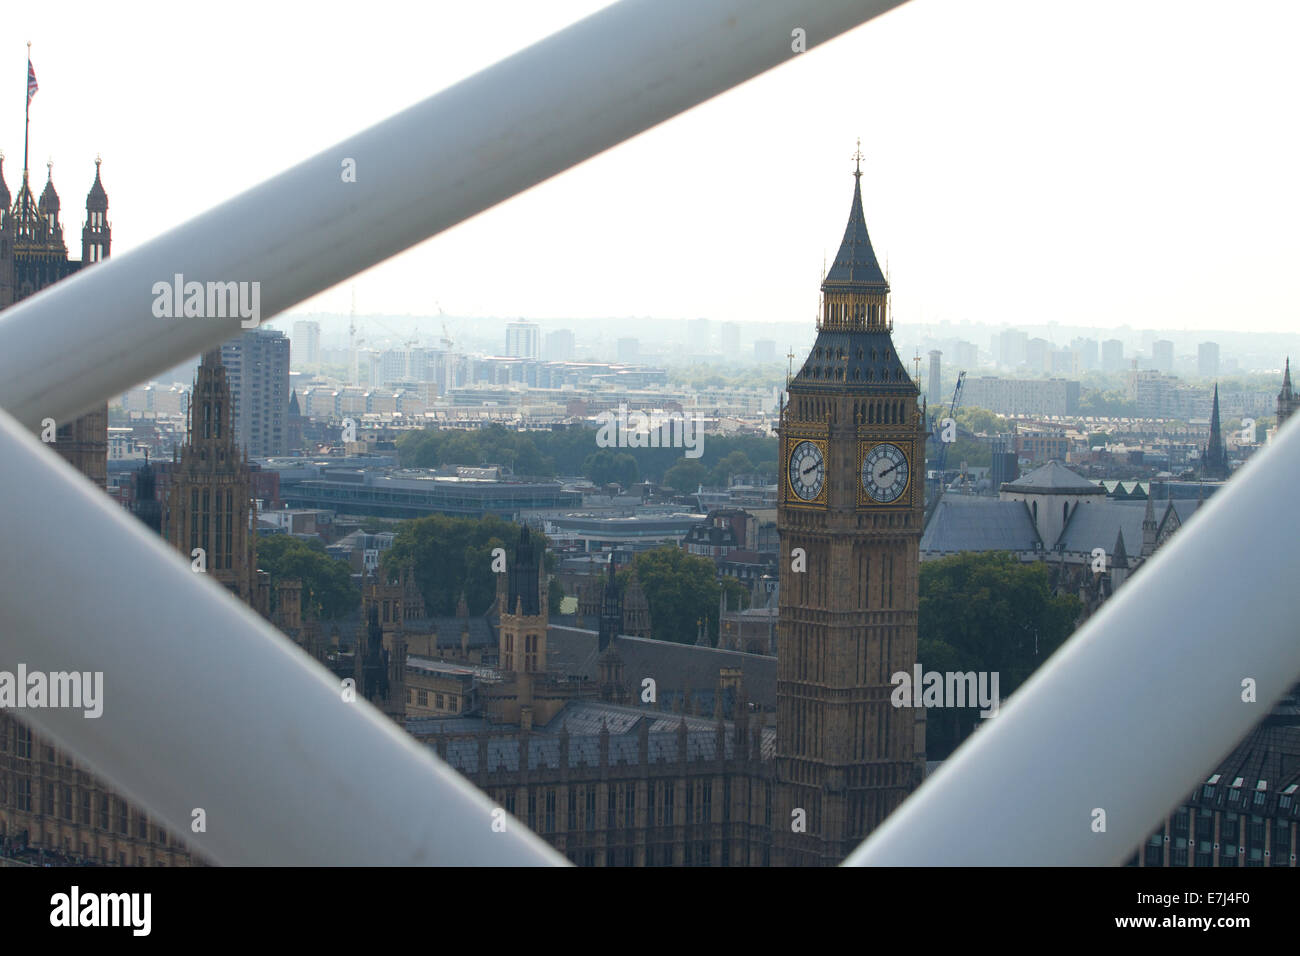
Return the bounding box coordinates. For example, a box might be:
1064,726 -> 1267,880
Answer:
498,526 -> 548,675
622,570 -> 651,638
356,573 -> 408,723
774,159 -> 927,866
0,156 -> 110,487
164,350 -> 266,612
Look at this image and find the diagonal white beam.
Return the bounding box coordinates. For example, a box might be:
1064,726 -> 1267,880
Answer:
0,0 -> 908,430
846,418 -> 1300,866
0,403 -> 562,865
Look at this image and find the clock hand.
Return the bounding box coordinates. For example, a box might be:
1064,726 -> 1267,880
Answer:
879,460 -> 903,477
802,463 -> 818,477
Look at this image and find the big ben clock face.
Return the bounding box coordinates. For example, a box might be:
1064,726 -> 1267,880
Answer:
788,440 -> 826,501
862,442 -> 909,503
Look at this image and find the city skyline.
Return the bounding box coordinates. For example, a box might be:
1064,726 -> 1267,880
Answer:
5,0 -> 1298,334
1,0 -> 1298,885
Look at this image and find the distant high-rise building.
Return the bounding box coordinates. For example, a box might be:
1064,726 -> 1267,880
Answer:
1051,348 -> 1076,375
997,329 -> 1028,368
928,350 -> 943,406
1026,337 -> 1052,373
291,320 -> 321,365
1071,337 -> 1099,372
1152,339 -> 1174,374
687,317 -> 711,351
754,339 -> 777,362
505,321 -> 541,359
1102,338 -> 1124,373
544,328 -> 575,361
1197,342 -> 1219,379
221,328 -> 290,457
617,337 -> 639,364
953,340 -> 978,371
721,322 -> 740,355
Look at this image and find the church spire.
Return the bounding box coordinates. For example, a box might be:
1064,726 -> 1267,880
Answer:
1279,357 -> 1297,429
1202,383 -> 1228,479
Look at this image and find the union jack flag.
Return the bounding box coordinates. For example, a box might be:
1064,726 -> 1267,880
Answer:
27,58 -> 38,106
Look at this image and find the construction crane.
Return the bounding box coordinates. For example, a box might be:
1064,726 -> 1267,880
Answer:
925,369 -> 966,521
347,287 -> 362,386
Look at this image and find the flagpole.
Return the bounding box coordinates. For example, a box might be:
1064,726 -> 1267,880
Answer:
23,41 -> 31,178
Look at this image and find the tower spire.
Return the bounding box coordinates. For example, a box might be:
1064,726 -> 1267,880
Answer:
821,150 -> 888,300
1202,383 -> 1228,480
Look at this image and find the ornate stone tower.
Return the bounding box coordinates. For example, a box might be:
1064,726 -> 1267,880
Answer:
498,526 -> 548,675
774,152 -> 927,867
165,350 -> 261,605
621,569 -> 651,638
357,572 -> 407,722
0,156 -> 110,487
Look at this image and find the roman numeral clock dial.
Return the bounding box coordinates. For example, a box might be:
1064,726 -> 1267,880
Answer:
862,442 -> 909,504
787,440 -> 825,502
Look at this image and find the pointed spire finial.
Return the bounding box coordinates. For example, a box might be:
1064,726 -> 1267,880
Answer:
852,137 -> 864,179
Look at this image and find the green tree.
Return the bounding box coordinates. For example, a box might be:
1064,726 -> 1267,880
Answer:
382,515 -> 549,616
622,547 -> 720,645
257,535 -> 360,620
955,406 -> 1005,435
707,450 -> 754,487
661,458 -> 708,492
719,575 -> 750,615
918,552 -> 1081,757
582,449 -> 639,487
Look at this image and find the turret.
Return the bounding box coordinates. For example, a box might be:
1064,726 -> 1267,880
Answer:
82,156 -> 110,263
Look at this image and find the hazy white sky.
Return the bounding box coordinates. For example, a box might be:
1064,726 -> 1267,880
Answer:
6,0 -> 1298,333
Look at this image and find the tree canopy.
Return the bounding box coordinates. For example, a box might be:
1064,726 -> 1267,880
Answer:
918,552 -> 1081,757
395,424 -> 775,487
257,535 -> 360,620
381,514 -> 553,617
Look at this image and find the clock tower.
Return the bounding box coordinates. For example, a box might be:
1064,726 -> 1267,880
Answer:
774,150 -> 927,866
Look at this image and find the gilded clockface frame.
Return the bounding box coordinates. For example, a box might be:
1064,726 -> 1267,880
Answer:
784,436 -> 828,506
857,440 -> 912,506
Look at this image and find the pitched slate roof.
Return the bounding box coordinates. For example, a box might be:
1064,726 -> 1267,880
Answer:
920,497 -> 1042,555
790,330 -> 916,393
428,700 -> 777,773
1001,460 -> 1105,495
1056,500 -> 1148,555
546,625 -> 777,712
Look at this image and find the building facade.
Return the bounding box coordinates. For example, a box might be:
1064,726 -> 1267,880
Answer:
221,328 -> 290,458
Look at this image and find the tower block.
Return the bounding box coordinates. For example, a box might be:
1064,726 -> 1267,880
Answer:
774,149 -> 927,866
